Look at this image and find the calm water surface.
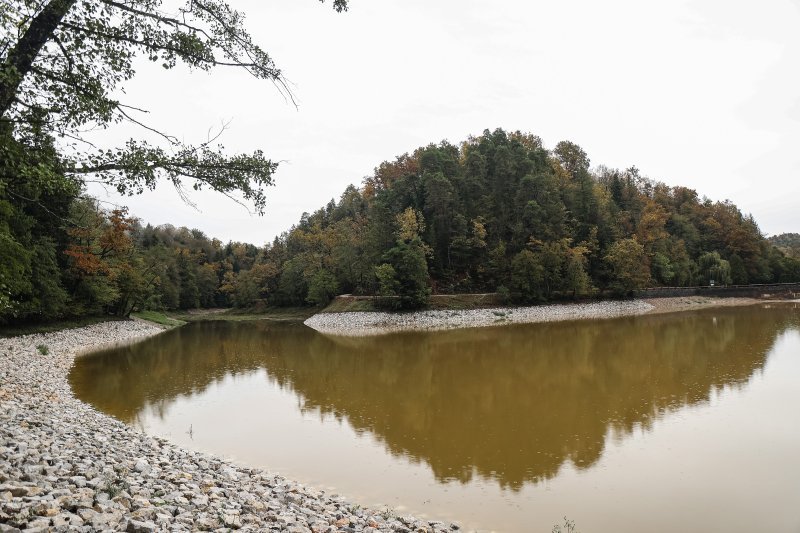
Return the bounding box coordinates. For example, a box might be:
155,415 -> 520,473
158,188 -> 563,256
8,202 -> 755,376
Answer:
70,305 -> 800,532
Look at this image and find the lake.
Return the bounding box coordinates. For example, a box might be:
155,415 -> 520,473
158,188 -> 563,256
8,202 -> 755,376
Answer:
69,304 -> 800,532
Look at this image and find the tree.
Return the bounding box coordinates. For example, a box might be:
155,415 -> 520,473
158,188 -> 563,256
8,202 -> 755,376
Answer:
604,237 -> 650,296
306,269 -> 338,306
423,171 -> 456,274
0,201 -> 34,320
383,238 -> 430,309
376,205 -> 432,308
197,263 -> 219,307
175,249 -> 199,309
729,253 -> 748,285
651,252 -> 675,285
510,250 -> 545,303
563,244 -> 591,298
697,251 -> 732,286
62,199 -> 134,315
1,0 -> 348,214
374,263 -> 400,310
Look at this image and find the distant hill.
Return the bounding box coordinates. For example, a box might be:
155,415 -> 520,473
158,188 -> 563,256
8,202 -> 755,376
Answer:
769,233 -> 800,258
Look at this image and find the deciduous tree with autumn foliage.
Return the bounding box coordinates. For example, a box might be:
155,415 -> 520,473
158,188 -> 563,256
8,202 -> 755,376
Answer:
3,127 -> 800,325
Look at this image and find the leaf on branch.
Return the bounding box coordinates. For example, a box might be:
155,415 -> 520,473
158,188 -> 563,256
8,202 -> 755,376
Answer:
1,0 -> 348,214
67,139 -> 278,215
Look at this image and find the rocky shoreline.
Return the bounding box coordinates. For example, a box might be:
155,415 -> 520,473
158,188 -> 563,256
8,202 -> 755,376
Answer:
304,296 -> 772,337
0,321 -> 459,532
304,300 -> 656,336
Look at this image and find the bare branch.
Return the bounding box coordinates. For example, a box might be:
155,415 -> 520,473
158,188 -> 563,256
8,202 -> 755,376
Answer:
99,0 -> 214,41
116,107 -> 179,145
52,33 -> 74,74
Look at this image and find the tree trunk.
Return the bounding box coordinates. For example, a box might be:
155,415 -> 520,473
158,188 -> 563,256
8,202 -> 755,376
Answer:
0,0 -> 77,120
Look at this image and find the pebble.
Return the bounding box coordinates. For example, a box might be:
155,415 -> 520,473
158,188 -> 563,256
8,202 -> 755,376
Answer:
0,320 -> 459,531
305,300 -> 655,336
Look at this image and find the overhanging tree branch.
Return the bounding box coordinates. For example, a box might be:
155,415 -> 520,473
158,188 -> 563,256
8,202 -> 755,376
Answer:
0,0 -> 77,120
2,0 -> 349,215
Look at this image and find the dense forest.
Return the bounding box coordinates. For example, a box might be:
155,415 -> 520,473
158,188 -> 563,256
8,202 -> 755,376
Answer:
3,128 -> 799,324
225,129 -> 800,308
0,0 -> 344,325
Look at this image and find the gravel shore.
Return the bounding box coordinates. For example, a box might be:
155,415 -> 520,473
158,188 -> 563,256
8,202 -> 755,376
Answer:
0,321 -> 459,532
304,300 -> 655,337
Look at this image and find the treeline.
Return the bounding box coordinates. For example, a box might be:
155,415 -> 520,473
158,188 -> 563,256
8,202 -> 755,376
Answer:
221,129 -> 800,308
1,190 -> 258,323
0,129 -> 264,324
3,128 -> 799,324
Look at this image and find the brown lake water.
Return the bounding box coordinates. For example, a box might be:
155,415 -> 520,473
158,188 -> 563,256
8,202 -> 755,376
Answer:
69,304 -> 800,532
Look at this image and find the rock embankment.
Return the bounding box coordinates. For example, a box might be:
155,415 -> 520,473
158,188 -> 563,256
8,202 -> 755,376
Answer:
304,300 -> 655,336
0,321 -> 458,532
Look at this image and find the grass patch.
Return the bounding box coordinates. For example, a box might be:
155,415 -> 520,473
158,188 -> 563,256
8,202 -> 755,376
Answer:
131,310 -> 186,328
321,297 -> 378,313
428,293 -> 505,310
321,293 -> 507,314
36,344 -> 49,355
166,306 -> 314,323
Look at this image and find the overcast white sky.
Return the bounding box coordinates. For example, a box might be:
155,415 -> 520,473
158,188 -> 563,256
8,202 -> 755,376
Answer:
86,0 -> 800,245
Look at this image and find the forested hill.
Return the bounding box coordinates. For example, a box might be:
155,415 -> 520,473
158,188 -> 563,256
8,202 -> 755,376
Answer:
769,233 -> 800,258
234,129 -> 799,308
3,128 -> 799,324
227,126 -> 800,306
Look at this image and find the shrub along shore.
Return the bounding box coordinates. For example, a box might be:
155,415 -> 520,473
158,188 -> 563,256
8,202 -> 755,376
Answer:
0,321 -> 460,532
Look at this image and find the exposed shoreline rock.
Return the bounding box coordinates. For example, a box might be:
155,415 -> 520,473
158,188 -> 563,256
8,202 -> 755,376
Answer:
0,321 -> 459,532
304,300 -> 655,337
304,296 -> 770,337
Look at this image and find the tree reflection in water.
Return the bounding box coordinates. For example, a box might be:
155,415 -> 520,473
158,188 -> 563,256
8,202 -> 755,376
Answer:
70,305 -> 799,490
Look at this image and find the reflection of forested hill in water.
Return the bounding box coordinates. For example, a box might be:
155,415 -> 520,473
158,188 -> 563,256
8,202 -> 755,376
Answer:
70,306 -> 799,489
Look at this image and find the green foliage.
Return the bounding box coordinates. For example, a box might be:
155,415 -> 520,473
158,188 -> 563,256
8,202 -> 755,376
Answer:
651,252 -> 675,285
374,264 -> 400,310
496,285 -> 511,304
275,260 -> 305,306
177,252 -> 200,309
564,245 -> 592,298
769,233 -> 800,259
729,253 -> 748,285
1,0 -> 347,215
36,344 -> 48,355
383,238 -> 430,309
604,238 -> 650,296
306,269 -> 339,306
26,241 -> 70,319
3,126 -> 797,326
697,251 -> 732,286
0,216 -> 33,320
1,0 -> 354,324
510,250 -> 545,303
130,310 -> 185,328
